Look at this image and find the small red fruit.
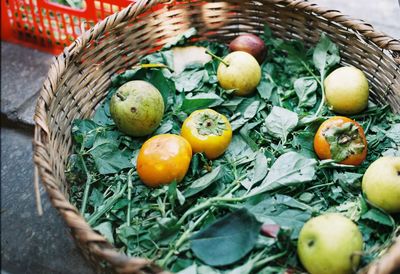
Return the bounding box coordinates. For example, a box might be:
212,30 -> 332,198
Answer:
229,33 -> 267,64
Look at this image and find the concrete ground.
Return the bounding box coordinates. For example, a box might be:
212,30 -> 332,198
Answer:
1,1 -> 399,273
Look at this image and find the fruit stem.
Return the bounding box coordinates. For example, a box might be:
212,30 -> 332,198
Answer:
135,63 -> 173,71
206,49 -> 229,66
116,92 -> 127,101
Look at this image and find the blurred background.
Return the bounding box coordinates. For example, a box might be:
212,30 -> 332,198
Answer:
1,0 -> 399,273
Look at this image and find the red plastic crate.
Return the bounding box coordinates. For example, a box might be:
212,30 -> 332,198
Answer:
1,0 -> 141,55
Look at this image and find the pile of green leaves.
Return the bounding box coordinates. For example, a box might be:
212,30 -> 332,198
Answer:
67,26 -> 400,273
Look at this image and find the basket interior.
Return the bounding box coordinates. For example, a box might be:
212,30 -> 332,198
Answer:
40,0 -> 400,270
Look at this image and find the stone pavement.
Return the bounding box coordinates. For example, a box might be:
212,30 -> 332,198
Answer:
1,1 -> 399,273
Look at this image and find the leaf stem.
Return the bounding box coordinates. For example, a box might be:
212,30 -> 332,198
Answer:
79,154 -> 92,215
253,251 -> 287,269
88,183 -> 127,225
126,169 -> 134,226
159,210 -> 210,268
206,49 -> 229,66
300,61 -> 325,117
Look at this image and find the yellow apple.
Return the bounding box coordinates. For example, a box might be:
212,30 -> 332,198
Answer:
362,156 -> 400,213
217,51 -> 261,96
297,213 -> 363,274
324,66 -> 369,115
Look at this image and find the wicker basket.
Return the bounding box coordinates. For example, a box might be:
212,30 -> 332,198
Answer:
33,0 -> 400,273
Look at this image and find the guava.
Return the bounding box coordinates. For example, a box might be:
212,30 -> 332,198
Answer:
109,80 -> 164,137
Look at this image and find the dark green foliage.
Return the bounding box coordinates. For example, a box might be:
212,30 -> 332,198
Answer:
67,27 -> 400,273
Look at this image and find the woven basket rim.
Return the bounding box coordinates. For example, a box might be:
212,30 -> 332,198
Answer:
33,0 -> 400,273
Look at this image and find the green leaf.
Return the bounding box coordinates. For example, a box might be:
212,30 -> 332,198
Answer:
175,70 -> 207,92
93,100 -> 114,126
110,68 -> 146,87
190,208 -> 261,266
246,195 -> 312,239
312,33 -> 340,76
265,107 -> 298,142
93,222 -> 114,244
231,100 -> 261,131
361,209 -> 393,227
386,123 -> 400,145
184,166 -> 223,198
181,93 -> 223,113
294,77 -> 317,108
71,119 -> 98,148
252,151 -> 269,184
257,63 -> 276,100
292,132 -> 316,158
154,120 -> 174,135
89,188 -> 105,207
90,144 -> 132,174
147,69 -> 175,107
249,152 -> 317,195
163,27 -> 197,49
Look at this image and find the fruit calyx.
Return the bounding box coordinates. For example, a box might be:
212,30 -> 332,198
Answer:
323,122 -> 365,162
194,112 -> 227,136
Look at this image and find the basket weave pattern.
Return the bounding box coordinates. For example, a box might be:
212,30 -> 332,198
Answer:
33,0 -> 400,273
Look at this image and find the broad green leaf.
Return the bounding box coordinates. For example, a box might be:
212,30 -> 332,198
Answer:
249,152 -> 317,195
294,77 -> 317,108
93,100 -> 114,126
154,120 -> 174,135
175,70 -> 206,92
292,132 -> 316,158
361,209 -> 393,227
181,93 -> 223,113
90,144 -> 132,174
231,99 -> 262,131
184,166 -> 223,198
257,63 -> 276,100
252,151 -> 269,184
246,195 -> 312,239
386,123 -> 400,145
89,188 -> 105,207
93,222 -> 114,244
312,33 -> 340,76
71,119 -> 98,148
265,107 -> 298,142
190,208 -> 261,266
147,69 -> 175,107
163,27 -> 197,49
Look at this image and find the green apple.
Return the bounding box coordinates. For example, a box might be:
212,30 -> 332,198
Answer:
362,156 -> 400,213
298,213 -> 363,274
109,80 -> 164,137
217,51 -> 261,96
324,66 -> 369,115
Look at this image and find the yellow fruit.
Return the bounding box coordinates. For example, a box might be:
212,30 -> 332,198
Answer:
217,51 -> 261,96
324,66 -> 369,115
362,157 -> 400,213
